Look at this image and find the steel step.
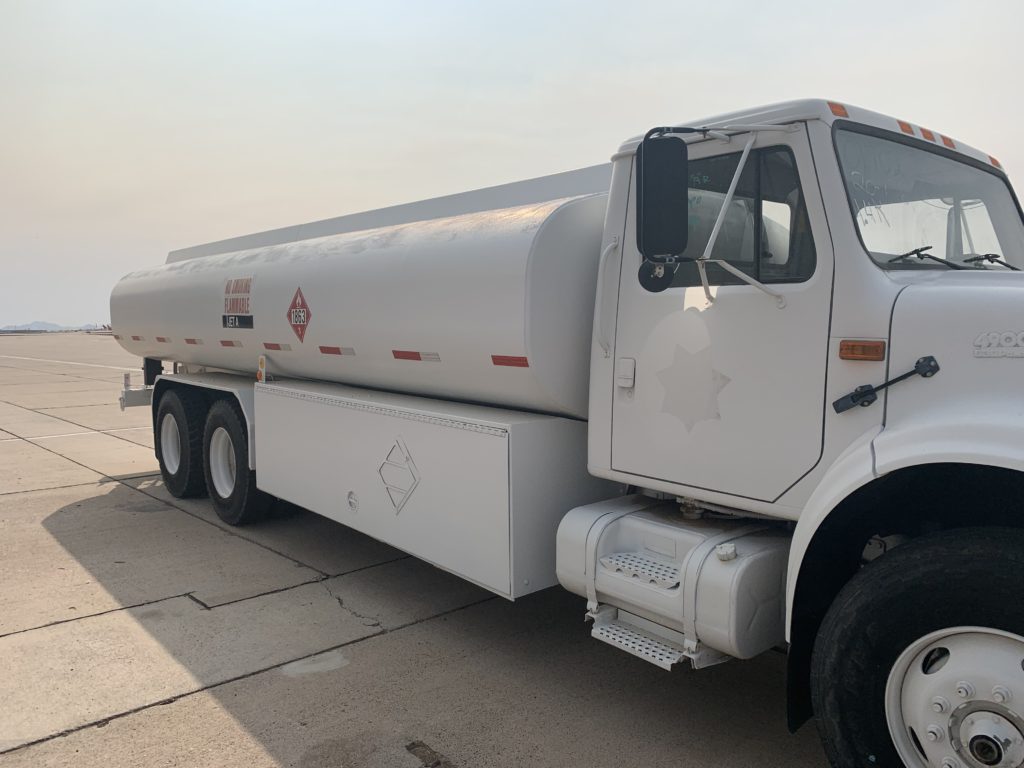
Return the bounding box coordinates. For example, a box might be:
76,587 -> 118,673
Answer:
591,618 -> 687,670
599,551 -> 680,589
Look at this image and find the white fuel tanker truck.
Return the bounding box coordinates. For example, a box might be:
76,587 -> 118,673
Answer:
111,100 -> 1024,768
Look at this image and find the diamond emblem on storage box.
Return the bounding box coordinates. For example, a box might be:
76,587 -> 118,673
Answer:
378,438 -> 420,514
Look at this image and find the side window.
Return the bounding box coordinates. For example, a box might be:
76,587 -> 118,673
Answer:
669,146 -> 816,288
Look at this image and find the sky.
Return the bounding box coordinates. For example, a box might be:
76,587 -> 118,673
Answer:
1,0 -> 1022,326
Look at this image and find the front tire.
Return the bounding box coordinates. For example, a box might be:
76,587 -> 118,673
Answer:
202,399 -> 271,525
811,528 -> 1024,768
155,388 -> 207,498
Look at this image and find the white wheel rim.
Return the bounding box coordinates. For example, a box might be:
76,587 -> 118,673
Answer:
160,413 -> 181,475
209,426 -> 236,499
886,626 -> 1024,768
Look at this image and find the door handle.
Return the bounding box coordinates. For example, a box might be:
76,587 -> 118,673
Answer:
616,357 -> 636,389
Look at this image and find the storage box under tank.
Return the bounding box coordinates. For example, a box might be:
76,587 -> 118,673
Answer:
253,379 -> 619,597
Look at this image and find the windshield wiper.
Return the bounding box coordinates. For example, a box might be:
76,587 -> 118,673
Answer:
962,253 -> 1021,271
888,245 -> 965,269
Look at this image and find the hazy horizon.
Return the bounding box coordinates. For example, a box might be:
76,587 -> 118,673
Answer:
2,0 -> 1023,326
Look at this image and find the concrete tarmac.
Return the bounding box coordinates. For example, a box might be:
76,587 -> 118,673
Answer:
0,333 -> 827,767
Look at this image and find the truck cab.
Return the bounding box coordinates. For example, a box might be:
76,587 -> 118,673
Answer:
559,99 -> 1024,767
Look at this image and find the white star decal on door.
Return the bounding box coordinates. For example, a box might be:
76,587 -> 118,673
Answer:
655,345 -> 731,431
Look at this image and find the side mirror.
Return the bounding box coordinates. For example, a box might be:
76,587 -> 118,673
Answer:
636,132 -> 689,261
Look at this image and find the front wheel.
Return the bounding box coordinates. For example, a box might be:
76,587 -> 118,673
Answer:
202,399 -> 272,525
811,528 -> 1024,768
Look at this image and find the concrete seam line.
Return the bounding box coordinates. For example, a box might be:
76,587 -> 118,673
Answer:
0,413 -> 286,582
0,480 -> 108,497
323,554 -> 411,579
0,362 -> 125,385
0,594 -> 499,757
0,414 -> 121,481
184,577 -> 329,610
0,593 -> 194,640
128,483 -> 332,577
32,402 -> 127,411
0,398 -> 121,441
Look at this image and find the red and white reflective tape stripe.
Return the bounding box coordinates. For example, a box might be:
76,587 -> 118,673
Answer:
185,338 -> 203,346
393,350 -> 440,362
220,340 -> 242,348
156,337 -> 170,343
320,346 -> 355,356
131,335 -> 143,341
263,342 -> 292,351
491,355 -> 529,368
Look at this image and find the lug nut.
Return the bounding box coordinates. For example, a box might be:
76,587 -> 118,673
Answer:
932,696 -> 950,713
941,759 -> 961,768
956,681 -> 976,699
927,725 -> 945,742
993,685 -> 1012,704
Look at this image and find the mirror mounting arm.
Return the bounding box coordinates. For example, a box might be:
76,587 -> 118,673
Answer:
698,134 -> 756,263
697,259 -> 787,309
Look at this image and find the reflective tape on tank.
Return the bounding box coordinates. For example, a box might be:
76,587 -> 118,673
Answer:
156,337 -> 170,343
491,355 -> 529,367
220,340 -> 242,348
319,346 -> 355,356
131,335 -> 143,341
263,342 -> 292,351
185,338 -> 203,345
392,350 -> 441,362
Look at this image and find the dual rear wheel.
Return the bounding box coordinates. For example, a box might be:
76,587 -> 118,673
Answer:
154,389 -> 271,525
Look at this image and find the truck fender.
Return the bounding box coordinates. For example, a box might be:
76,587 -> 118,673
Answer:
785,426 -> 880,639
152,373 -> 257,469
873,417 -> 1024,477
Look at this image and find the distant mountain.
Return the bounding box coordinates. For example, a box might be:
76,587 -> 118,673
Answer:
0,321 -> 105,332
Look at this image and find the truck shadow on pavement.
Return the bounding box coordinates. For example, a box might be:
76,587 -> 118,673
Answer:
18,480 -> 827,767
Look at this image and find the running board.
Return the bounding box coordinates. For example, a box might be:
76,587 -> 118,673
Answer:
588,606 -> 730,670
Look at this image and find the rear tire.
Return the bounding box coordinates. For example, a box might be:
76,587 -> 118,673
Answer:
155,388 -> 207,498
811,528 -> 1024,768
202,399 -> 271,525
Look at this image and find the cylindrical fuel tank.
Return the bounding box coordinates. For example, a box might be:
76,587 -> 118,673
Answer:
111,194 -> 607,419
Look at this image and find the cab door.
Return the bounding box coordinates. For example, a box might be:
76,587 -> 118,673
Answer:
610,129 -> 833,502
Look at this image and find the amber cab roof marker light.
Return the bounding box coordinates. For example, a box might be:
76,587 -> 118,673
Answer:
828,101 -> 849,118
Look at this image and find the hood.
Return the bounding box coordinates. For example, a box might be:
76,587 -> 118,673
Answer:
879,271 -> 1024,462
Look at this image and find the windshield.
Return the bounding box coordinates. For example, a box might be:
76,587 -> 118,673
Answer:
834,126 -> 1024,270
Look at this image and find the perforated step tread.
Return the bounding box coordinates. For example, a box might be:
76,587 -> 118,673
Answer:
600,551 -> 681,589
592,619 -> 687,670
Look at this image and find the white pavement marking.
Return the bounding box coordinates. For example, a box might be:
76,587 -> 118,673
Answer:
0,355 -> 135,371
28,427 -> 150,441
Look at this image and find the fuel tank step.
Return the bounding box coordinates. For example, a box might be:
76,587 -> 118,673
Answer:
592,617 -> 687,670
599,551 -> 680,589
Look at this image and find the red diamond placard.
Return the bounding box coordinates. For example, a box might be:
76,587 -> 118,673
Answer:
287,287 -> 312,342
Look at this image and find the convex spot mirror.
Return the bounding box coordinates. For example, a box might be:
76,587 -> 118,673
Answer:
636,133 -> 689,263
